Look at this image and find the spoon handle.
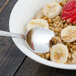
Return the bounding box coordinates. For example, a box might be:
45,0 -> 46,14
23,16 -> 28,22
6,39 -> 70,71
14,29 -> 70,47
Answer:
0,30 -> 25,39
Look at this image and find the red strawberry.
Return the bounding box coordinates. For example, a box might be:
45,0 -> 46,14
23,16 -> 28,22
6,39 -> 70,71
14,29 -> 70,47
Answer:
63,0 -> 76,11
61,0 -> 76,24
61,9 -> 76,20
73,20 -> 76,23
67,15 -> 76,23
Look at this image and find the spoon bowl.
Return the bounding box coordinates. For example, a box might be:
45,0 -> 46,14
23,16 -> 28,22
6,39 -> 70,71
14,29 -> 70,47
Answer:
27,27 -> 55,53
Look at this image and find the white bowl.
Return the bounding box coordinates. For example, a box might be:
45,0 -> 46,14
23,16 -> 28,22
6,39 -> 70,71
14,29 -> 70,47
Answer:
9,0 -> 76,70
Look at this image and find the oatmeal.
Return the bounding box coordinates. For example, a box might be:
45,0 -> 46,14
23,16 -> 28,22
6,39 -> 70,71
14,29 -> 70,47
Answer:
27,0 -> 76,64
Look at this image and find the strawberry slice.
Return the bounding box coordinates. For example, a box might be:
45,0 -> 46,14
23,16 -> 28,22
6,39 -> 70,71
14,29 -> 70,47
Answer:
63,0 -> 76,11
67,15 -> 76,23
73,20 -> 76,23
61,9 -> 76,20
61,12 -> 69,20
61,0 -> 76,24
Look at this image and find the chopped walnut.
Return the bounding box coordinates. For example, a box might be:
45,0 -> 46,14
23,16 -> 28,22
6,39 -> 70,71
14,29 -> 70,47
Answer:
49,37 -> 62,47
45,53 -> 50,60
72,52 -> 76,64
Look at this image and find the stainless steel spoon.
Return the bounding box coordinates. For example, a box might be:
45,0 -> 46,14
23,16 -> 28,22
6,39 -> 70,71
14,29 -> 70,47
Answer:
0,27 -> 55,53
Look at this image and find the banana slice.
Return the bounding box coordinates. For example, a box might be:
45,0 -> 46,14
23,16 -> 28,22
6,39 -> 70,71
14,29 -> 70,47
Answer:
36,9 -> 44,19
27,19 -> 49,31
61,26 -> 76,42
51,44 -> 68,64
43,2 -> 62,18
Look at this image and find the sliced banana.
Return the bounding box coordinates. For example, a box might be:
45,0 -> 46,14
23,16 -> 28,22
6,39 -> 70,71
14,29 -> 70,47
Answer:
43,2 -> 62,18
35,9 -> 44,19
61,26 -> 76,42
51,44 -> 68,64
27,19 -> 49,31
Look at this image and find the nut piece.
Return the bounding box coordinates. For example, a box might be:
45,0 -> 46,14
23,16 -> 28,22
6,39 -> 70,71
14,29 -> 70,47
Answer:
45,53 -> 50,59
72,52 -> 76,64
49,37 -> 62,47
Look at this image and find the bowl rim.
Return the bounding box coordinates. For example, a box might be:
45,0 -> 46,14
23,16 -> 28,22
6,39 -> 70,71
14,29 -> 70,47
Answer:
9,0 -> 76,70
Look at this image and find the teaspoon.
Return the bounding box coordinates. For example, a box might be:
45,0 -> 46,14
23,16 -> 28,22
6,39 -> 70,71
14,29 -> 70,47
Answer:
0,27 -> 55,53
